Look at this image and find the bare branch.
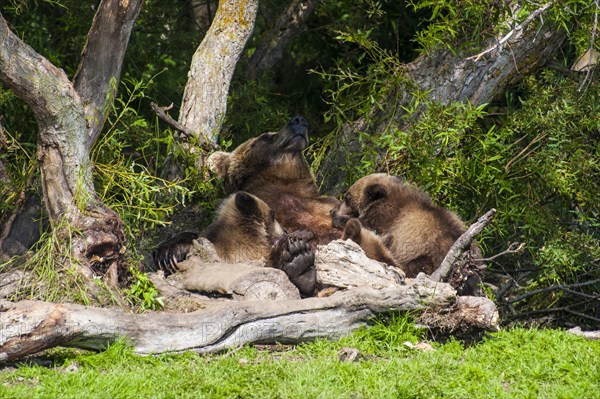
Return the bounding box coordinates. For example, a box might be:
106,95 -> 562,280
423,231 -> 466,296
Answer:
479,242 -> 525,262
507,300 -> 600,324
467,1 -> 557,62
151,102 -> 195,139
150,102 -> 219,151
431,209 -> 496,282
507,278 -> 600,304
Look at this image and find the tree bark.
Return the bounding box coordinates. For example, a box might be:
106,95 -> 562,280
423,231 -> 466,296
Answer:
0,275 -> 457,360
180,261 -> 301,301
431,209 -> 496,282
73,0 -> 144,148
0,11 -> 134,282
407,10 -> 565,105
178,0 -> 259,144
245,0 -> 316,79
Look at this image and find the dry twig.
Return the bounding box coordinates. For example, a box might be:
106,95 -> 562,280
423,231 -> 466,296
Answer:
431,209 -> 496,282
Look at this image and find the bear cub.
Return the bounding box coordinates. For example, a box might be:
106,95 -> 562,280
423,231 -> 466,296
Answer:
331,173 -> 482,294
207,116 -> 341,245
153,191 -> 316,296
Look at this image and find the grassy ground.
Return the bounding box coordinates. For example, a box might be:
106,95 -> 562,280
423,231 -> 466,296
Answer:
1,315 -> 598,399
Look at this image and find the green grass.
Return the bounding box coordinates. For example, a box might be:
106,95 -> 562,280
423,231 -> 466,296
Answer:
1,322 -> 598,399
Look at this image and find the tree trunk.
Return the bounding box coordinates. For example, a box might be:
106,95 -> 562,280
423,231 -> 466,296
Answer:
320,6 -> 568,192
245,0 -> 316,79
178,0 -> 259,144
73,0 -> 143,148
407,14 -> 565,105
0,3 -> 141,283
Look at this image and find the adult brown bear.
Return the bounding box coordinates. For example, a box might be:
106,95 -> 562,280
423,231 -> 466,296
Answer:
207,116 -> 341,245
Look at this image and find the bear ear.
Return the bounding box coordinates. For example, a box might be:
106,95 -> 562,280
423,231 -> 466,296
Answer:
234,191 -> 258,216
365,183 -> 387,202
206,151 -> 230,178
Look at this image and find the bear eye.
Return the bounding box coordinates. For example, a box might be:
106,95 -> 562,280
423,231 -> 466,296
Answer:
344,193 -> 351,205
269,209 -> 275,221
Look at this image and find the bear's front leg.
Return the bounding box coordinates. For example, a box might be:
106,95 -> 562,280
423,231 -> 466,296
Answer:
267,231 -> 316,297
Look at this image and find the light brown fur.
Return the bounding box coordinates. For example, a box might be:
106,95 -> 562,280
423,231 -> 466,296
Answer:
332,173 -> 474,278
208,117 -> 341,244
205,192 -> 284,263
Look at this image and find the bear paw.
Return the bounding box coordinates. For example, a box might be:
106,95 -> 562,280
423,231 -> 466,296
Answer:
152,231 -> 199,275
268,232 -> 316,297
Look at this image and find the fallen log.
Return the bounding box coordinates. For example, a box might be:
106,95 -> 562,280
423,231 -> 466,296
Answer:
315,239 -> 404,289
567,327 -> 600,340
180,261 -> 301,301
0,274 -> 455,361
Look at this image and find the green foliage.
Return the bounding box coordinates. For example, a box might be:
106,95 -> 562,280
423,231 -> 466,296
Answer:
318,31 -> 599,323
226,76 -> 294,143
126,267 -> 164,311
0,327 -> 598,398
91,77 -> 194,244
0,217 -> 119,305
408,0 -> 597,56
342,311 -> 425,354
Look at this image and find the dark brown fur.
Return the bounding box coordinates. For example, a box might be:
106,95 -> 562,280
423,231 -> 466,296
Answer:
331,173 -> 479,280
207,117 -> 341,244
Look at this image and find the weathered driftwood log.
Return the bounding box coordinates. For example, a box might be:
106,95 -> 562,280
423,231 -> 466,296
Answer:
567,327 -> 600,340
0,275 -> 455,361
180,261 -> 301,301
0,270 -> 29,299
146,271 -> 216,313
316,239 -> 404,289
417,295 -> 499,334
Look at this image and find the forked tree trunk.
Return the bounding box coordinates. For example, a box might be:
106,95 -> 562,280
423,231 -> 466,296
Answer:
178,0 -> 259,144
0,0 -> 141,283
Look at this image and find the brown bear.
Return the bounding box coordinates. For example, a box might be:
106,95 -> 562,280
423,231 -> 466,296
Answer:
153,191 -> 316,296
331,173 -> 482,294
207,116 -> 341,245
